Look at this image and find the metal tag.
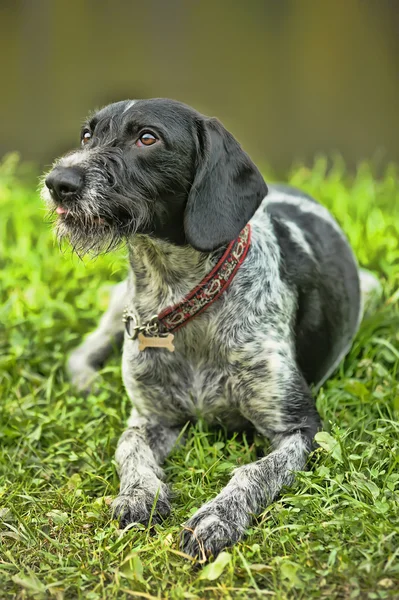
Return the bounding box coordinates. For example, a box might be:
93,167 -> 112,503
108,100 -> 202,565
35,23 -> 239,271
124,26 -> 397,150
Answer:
137,332 -> 175,352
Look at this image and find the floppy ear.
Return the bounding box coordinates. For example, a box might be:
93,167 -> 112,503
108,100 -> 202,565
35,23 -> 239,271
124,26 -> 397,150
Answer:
184,117 -> 268,252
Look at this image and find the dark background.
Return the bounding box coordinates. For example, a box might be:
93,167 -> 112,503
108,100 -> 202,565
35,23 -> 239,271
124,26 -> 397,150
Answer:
1,0 -> 398,172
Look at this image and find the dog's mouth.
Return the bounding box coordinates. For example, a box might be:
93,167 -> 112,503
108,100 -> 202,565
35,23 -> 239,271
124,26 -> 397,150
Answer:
55,205 -> 106,226
55,206 -> 69,216
51,202 -> 119,257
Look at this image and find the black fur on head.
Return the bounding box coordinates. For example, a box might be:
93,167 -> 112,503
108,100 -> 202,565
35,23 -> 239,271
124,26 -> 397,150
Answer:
42,98 -> 268,255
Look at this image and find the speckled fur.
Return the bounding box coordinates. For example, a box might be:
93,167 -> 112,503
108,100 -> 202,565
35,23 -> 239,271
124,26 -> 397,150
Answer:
43,99 -> 367,559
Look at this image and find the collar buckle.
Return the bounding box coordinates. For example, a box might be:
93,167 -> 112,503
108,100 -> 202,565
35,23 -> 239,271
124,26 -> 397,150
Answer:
123,310 -> 160,340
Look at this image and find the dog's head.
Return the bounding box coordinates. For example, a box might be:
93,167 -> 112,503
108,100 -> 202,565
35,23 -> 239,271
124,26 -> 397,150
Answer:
42,98 -> 268,255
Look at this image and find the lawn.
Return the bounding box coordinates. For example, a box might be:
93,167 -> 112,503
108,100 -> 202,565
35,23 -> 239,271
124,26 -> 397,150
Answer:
0,153 -> 398,599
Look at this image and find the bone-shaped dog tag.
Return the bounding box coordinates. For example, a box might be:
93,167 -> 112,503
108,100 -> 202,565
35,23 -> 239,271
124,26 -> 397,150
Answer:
138,332 -> 175,352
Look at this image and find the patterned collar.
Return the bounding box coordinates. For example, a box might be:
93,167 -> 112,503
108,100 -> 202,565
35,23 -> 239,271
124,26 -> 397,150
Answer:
123,224 -> 251,351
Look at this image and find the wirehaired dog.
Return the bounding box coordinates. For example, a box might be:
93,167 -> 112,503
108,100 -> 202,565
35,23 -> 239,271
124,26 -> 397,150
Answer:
42,98 -> 372,560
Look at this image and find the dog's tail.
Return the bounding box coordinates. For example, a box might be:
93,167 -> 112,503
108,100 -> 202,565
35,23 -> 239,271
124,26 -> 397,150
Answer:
359,268 -> 383,317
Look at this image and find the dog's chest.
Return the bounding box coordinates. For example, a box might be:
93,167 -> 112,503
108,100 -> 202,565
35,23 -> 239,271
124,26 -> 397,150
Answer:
122,229 -> 292,429
122,322 -> 247,428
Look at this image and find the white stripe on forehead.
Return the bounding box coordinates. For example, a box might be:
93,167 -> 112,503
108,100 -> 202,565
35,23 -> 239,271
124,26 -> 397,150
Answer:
123,100 -> 136,113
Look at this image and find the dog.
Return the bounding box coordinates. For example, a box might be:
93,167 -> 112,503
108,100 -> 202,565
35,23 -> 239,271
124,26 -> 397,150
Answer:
42,98 -> 371,560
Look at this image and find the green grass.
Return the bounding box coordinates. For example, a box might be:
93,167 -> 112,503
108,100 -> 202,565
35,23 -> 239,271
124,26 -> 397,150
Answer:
0,152 -> 399,599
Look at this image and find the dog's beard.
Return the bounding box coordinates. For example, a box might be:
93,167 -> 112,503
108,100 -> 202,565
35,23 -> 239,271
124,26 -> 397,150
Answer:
42,187 -> 153,257
54,208 -> 119,257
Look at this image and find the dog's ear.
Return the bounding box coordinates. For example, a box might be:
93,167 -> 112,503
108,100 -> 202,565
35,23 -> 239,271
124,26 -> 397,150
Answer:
184,117 -> 268,252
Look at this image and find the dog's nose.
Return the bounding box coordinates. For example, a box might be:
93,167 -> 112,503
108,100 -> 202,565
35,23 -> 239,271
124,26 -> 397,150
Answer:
45,167 -> 83,202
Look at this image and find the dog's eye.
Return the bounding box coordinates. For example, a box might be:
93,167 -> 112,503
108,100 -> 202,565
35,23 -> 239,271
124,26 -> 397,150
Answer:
136,132 -> 157,147
82,130 -> 91,146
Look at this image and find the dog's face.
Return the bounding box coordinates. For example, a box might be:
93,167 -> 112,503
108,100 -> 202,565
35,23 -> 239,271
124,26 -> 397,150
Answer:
42,98 -> 267,255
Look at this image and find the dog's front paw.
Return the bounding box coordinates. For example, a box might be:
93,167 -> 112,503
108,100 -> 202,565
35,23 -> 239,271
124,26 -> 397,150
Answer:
180,501 -> 246,560
112,482 -> 171,528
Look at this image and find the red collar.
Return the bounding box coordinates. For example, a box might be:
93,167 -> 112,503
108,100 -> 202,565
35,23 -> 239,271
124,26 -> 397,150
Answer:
123,224 -> 251,347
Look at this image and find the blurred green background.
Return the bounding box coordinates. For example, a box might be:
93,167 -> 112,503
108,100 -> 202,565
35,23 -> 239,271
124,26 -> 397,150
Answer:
1,0 -> 398,172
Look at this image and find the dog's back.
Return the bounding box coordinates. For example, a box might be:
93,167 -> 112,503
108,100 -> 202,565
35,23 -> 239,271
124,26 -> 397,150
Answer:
261,185 -> 361,387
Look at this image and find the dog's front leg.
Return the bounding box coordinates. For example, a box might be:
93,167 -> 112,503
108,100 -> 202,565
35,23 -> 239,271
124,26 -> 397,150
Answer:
68,280 -> 127,391
181,429 -> 314,559
112,409 -> 181,527
181,364 -> 320,559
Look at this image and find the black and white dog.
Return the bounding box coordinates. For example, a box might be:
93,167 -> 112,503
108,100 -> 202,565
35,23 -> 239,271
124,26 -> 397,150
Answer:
42,98 -> 372,560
